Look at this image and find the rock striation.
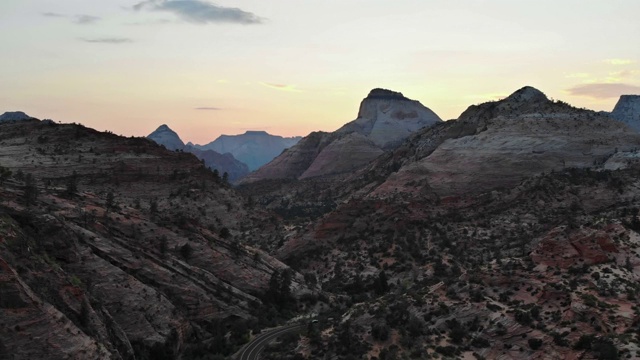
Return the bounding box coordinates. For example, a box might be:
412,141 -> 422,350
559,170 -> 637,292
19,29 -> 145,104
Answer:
366,86 -> 640,197
610,95 -> 640,132
0,119 -> 311,359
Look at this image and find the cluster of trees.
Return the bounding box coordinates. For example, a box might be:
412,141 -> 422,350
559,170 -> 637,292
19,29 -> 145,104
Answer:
264,269 -> 294,308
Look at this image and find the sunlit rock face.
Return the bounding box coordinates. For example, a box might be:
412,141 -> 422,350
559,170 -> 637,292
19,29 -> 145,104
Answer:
610,95 -> 640,132
336,88 -> 442,149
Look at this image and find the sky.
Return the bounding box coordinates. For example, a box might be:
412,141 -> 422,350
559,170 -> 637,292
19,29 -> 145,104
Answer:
1,0 -> 639,144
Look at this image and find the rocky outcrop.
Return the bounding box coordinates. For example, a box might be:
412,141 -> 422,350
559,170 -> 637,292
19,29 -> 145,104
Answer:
241,89 -> 442,183
369,86 -> 640,197
610,95 -> 640,132
194,131 -> 302,171
147,124 -> 185,151
337,88 -> 442,149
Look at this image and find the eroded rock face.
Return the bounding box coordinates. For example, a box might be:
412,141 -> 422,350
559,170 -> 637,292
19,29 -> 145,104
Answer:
610,95 -> 640,132
300,133 -> 384,179
337,88 -> 442,149
241,89 -> 442,183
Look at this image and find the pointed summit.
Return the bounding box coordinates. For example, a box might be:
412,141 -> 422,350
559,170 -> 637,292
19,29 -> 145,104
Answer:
504,86 -> 548,103
147,124 -> 185,151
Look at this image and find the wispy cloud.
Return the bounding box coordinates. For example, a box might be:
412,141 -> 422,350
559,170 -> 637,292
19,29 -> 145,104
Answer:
42,12 -> 101,25
566,83 -> 640,99
74,15 -> 101,24
80,37 -> 133,44
603,59 -> 635,66
42,12 -> 65,17
133,0 -> 263,25
260,82 -> 302,93
195,107 -> 222,110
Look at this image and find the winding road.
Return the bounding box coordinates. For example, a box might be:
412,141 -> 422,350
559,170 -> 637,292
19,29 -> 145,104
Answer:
237,323 -> 304,360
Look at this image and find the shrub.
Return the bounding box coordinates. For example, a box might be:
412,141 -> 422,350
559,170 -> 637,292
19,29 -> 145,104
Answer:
528,338 -> 543,350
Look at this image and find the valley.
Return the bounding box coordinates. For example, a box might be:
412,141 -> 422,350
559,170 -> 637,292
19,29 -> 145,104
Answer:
1,86 -> 640,360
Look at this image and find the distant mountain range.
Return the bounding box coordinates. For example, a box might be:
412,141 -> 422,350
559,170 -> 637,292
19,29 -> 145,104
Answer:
189,131 -> 302,171
147,126 -> 301,181
146,125 -> 248,181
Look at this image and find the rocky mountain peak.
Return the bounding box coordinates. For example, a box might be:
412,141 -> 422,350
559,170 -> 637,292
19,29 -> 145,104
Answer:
611,95 -> 640,132
147,124 -> 185,151
346,89 -> 441,149
504,86 -> 548,104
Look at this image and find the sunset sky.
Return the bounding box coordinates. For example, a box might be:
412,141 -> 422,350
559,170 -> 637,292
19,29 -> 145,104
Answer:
1,0 -> 639,144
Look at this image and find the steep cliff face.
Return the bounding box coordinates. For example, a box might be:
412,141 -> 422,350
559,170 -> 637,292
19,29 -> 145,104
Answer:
610,95 -> 640,132
241,89 -> 441,184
